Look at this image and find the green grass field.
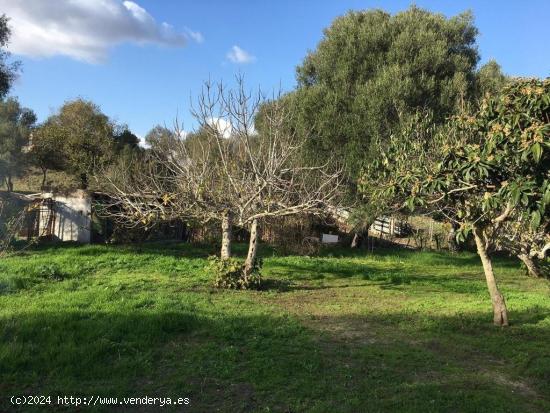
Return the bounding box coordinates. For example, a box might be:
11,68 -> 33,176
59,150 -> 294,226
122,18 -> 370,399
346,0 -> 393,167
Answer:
1,242 -> 549,412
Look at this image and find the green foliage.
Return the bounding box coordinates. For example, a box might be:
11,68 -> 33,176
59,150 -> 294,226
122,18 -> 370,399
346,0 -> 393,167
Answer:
28,119 -> 66,188
209,256 -> 262,290
0,97 -> 36,190
114,127 -> 140,151
28,106 -> 141,191
144,125 -> 178,151
39,99 -> 115,188
363,78 -> 550,234
359,110 -> 439,210
32,264 -> 66,281
292,6 -> 480,176
476,60 -> 509,99
0,14 -> 19,98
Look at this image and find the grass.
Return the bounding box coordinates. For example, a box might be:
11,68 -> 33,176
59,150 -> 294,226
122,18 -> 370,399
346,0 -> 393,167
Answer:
0,242 -> 549,412
6,168 -> 79,193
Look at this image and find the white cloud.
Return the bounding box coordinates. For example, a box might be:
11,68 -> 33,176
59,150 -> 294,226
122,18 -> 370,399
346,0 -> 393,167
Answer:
207,117 -> 232,138
206,117 -> 258,138
177,129 -> 189,139
185,28 -> 204,44
0,0 -> 204,63
226,45 -> 255,64
134,133 -> 146,147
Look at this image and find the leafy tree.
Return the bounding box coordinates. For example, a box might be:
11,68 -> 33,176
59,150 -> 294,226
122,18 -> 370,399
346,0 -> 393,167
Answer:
361,78 -> 550,326
0,97 -> 36,191
114,127 -> 140,151
476,59 -> 509,99
0,14 -> 19,99
29,120 -> 65,189
144,125 -> 178,152
42,99 -> 114,189
292,6 -> 480,177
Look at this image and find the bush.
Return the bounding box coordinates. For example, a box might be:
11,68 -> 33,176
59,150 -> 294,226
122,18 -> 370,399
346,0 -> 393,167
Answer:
208,256 -> 262,290
32,264 -> 66,281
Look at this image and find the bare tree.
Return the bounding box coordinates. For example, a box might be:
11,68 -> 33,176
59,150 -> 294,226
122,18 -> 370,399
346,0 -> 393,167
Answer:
191,77 -> 345,278
0,194 -> 44,257
0,198 -> 26,257
98,124 -> 234,256
100,77 -> 345,284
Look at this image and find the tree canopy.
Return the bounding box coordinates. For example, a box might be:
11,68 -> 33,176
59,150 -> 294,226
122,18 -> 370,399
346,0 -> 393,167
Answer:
114,127 -> 140,152
0,98 -> 36,191
38,99 -> 115,188
29,119 -> 66,189
291,6 -> 481,176
0,14 -> 19,99
144,125 -> 178,152
476,60 -> 509,99
360,78 -> 550,325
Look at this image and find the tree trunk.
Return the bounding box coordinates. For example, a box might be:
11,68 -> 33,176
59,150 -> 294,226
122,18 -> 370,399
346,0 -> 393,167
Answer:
447,222 -> 460,252
220,209 -> 233,259
244,218 -> 259,278
41,168 -> 48,190
518,253 -> 544,278
351,232 -> 360,248
80,173 -> 88,190
6,174 -> 13,192
473,227 -> 509,326
428,220 -> 434,249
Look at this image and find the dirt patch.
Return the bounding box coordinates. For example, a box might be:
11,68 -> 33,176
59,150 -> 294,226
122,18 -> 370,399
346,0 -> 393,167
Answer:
256,282 -> 545,407
485,370 -> 540,398
190,378 -> 258,413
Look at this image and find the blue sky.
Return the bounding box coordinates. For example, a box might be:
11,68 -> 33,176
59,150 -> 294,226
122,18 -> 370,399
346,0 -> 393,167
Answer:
4,0 -> 550,140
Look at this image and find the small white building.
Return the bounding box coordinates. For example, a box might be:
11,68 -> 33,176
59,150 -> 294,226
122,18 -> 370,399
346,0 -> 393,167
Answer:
25,190 -> 92,243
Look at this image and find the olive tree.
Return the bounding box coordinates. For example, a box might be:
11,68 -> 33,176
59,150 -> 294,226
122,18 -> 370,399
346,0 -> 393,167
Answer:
361,78 -> 549,326
0,14 -> 19,99
292,5 -> 480,178
0,97 -> 36,191
41,99 -> 114,189
29,120 -> 65,189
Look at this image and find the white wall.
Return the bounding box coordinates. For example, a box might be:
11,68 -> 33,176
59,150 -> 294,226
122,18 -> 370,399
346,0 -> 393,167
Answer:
39,190 -> 92,243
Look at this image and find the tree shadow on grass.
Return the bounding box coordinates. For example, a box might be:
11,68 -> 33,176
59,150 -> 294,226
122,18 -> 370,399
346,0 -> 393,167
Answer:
1,306 -> 549,412
0,309 -> 315,412
19,241 -> 275,261
13,241 -> 522,273
268,260 -> 492,295
316,309 -> 550,411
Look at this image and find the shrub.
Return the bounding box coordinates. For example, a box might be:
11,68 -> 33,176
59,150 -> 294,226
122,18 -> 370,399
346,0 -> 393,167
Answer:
32,264 -> 66,281
0,280 -> 12,294
208,256 -> 262,290
0,275 -> 39,294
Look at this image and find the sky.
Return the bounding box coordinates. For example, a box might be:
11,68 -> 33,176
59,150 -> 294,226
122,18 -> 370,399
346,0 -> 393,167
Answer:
3,0 -> 550,141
